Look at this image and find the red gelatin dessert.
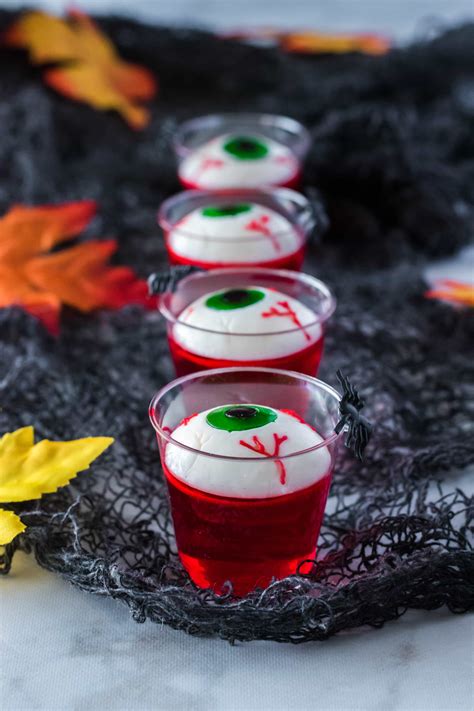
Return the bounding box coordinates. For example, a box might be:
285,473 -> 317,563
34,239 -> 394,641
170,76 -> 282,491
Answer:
160,404 -> 334,595
167,332 -> 324,378
159,268 -> 335,377
149,368 -> 344,595
158,188 -> 316,272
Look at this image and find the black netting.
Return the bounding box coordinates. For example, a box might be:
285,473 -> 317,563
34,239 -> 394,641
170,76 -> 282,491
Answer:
0,11 -> 473,642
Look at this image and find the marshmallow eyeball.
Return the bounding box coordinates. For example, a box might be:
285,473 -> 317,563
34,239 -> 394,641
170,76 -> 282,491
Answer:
165,405 -> 332,498
167,201 -> 300,265
172,285 -> 322,360
179,133 -> 299,189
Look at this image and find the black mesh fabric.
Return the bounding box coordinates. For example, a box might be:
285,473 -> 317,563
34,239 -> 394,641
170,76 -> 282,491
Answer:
0,11 -> 473,642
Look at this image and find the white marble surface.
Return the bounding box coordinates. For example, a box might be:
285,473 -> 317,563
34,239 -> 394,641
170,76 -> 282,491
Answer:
1,552 -> 472,711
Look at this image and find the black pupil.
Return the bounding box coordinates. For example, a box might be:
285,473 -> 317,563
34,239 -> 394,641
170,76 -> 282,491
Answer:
221,289 -> 249,304
236,139 -> 257,152
225,406 -> 257,419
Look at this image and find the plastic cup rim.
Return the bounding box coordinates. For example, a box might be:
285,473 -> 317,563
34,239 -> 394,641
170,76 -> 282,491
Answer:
172,112 -> 312,159
158,267 -> 336,337
157,187 -> 316,241
149,366 -> 344,461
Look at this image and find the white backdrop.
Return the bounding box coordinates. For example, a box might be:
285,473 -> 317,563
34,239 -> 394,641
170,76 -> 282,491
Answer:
0,0 -> 473,41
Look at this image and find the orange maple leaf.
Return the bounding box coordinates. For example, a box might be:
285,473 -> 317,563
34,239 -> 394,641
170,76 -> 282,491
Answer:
0,200 -> 96,263
281,31 -> 391,55
221,28 -> 390,56
0,201 -> 151,333
4,10 -> 157,129
25,240 -> 149,312
425,280 -> 474,307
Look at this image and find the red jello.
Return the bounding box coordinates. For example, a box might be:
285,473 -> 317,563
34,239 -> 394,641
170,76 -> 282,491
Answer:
167,331 -> 325,377
178,167 -> 303,192
165,239 -> 306,272
159,268 -> 335,379
163,456 -> 332,595
149,368 -> 344,596
158,188 -> 318,273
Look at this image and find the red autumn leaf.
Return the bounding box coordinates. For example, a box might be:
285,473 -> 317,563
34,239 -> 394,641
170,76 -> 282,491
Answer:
0,201 -> 152,333
4,10 -> 157,129
25,240 -> 149,312
0,262 -> 61,333
425,280 -> 474,307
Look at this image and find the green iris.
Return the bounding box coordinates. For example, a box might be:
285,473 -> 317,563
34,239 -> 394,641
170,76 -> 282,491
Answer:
206,405 -> 277,432
205,288 -> 265,311
202,204 -> 252,218
223,135 -> 269,160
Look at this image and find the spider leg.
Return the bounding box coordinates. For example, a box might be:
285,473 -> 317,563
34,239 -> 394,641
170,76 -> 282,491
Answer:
337,370 -> 350,395
359,422 -> 372,458
357,423 -> 365,459
346,421 -> 357,450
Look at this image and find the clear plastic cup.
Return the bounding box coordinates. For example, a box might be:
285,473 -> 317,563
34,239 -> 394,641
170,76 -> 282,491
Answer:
149,367 -> 344,595
159,267 -> 335,377
173,113 -> 311,190
158,188 -> 317,271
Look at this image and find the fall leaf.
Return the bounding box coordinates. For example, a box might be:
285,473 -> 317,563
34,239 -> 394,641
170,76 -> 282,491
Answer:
0,263 -> 61,334
4,10 -> 157,129
281,31 -> 391,55
221,28 -> 391,56
0,200 -> 152,333
0,200 -> 96,263
0,426 -> 114,501
0,426 -> 114,544
0,509 -> 26,545
25,240 -> 149,312
425,280 -> 474,307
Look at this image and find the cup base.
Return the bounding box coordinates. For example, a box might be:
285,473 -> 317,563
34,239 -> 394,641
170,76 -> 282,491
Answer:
179,550 -> 316,596
164,465 -> 332,597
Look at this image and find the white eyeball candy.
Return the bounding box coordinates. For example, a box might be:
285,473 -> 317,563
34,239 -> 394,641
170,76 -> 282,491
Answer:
165,404 -> 331,498
167,201 -> 301,266
179,133 -> 299,190
172,286 -> 321,360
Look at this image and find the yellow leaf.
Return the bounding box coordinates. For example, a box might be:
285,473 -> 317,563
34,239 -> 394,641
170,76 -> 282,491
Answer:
0,426 -> 114,502
0,508 -> 26,545
45,64 -> 149,130
4,11 -> 79,63
4,10 -> 157,129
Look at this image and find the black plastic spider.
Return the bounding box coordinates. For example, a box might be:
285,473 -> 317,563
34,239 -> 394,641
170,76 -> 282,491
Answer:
335,370 -> 373,460
147,266 -> 201,295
